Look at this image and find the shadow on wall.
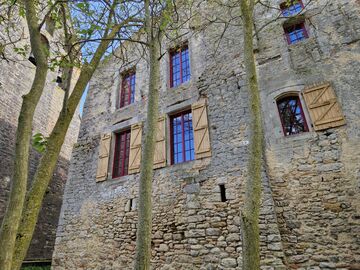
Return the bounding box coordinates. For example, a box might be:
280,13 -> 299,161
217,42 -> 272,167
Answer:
0,118 -> 71,262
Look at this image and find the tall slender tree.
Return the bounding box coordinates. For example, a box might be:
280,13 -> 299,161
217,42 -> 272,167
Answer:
0,1 -> 143,269
134,0 -> 174,268
239,0 -> 264,268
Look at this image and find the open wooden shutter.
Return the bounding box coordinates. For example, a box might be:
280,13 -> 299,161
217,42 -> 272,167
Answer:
302,83 -> 346,131
192,100 -> 211,159
96,133 -> 111,182
154,116 -> 166,169
128,123 -> 142,174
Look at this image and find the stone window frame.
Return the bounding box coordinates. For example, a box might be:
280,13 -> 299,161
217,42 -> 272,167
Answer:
169,42 -> 191,88
165,40 -> 194,90
283,21 -> 309,45
164,97 -> 197,167
265,87 -> 313,142
118,69 -> 136,109
108,116 -> 140,181
113,65 -> 138,112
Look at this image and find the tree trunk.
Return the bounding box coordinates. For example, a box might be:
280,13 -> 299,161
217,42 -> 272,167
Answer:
0,1 -> 49,269
239,0 -> 264,269
11,24 -> 124,270
133,1 -> 160,268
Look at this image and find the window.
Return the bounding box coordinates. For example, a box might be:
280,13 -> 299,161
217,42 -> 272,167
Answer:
118,71 -> 136,108
284,22 -> 308,44
170,45 -> 190,87
277,95 -> 308,136
170,111 -> 195,164
280,0 -> 304,17
112,130 -> 131,178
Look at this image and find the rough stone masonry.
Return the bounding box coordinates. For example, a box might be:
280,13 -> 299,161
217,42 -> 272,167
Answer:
52,0 -> 360,269
0,13 -> 81,262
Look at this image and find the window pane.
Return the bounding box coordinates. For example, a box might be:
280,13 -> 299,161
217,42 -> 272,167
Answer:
171,111 -> 194,164
119,72 -> 136,108
277,96 -> 308,136
113,130 -> 131,177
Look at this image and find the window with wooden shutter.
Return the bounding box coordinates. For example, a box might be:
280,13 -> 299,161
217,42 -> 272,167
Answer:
96,133 -> 111,182
154,116 -> 166,169
191,100 -> 211,159
302,83 -> 346,131
128,123 -> 142,174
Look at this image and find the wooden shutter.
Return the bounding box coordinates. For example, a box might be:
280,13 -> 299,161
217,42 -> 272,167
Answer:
154,116 -> 166,169
192,100 -> 211,159
302,83 -> 346,131
96,133 -> 111,182
128,123 -> 142,174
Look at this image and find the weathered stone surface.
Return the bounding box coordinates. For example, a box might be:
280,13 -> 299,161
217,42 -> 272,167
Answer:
0,14 -> 80,262
52,1 -> 360,269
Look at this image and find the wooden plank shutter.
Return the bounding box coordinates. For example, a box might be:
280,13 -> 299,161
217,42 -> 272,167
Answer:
192,100 -> 211,159
96,133 -> 111,182
128,123 -> 142,174
302,83 -> 346,131
154,116 -> 166,169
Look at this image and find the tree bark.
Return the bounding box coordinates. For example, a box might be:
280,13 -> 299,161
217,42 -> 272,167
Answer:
133,0 -> 159,268
10,23 -> 124,270
239,0 -> 264,269
0,1 -> 49,269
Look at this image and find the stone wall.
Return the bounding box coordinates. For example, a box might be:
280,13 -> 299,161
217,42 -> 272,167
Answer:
0,16 -> 81,261
53,0 -> 360,269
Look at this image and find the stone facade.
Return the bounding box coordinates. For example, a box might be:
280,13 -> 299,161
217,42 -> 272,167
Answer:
53,0 -> 360,269
0,14 -> 81,262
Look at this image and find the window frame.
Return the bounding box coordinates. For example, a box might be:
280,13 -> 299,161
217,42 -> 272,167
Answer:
169,109 -> 195,165
112,129 -> 131,178
118,70 -> 136,109
169,44 -> 191,88
276,95 -> 309,136
280,0 -> 304,17
284,22 -> 308,45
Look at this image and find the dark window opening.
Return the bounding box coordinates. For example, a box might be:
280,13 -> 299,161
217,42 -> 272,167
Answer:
280,0 -> 304,17
284,22 -> 308,44
170,110 -> 195,164
277,95 -> 308,136
28,53 -> 36,66
129,198 -> 133,210
56,76 -> 63,84
118,71 -> 136,108
170,45 -> 190,87
219,184 -> 227,202
112,130 -> 131,178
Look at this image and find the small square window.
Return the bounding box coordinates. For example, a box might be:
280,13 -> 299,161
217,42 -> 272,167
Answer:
170,111 -> 195,164
112,130 -> 131,178
277,95 -> 309,136
280,0 -> 304,17
284,22 -> 308,44
170,45 -> 190,88
118,71 -> 136,108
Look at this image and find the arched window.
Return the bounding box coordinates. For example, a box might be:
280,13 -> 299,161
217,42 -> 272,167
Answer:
277,95 -> 308,136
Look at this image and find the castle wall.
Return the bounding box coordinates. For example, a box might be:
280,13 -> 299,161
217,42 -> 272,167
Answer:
53,0 -> 360,269
0,17 -> 81,261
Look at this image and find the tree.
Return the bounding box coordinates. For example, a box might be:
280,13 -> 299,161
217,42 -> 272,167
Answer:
239,0 -> 263,269
0,1 -> 142,269
133,0 -> 174,268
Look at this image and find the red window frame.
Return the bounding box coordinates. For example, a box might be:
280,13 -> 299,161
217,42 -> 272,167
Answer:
280,0 -> 304,16
118,71 -> 136,108
112,130 -> 131,178
276,95 -> 309,136
284,22 -> 308,45
169,45 -> 190,88
170,110 -> 195,164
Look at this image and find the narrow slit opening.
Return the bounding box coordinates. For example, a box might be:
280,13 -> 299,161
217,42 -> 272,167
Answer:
129,198 -> 133,210
219,184 -> 227,202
